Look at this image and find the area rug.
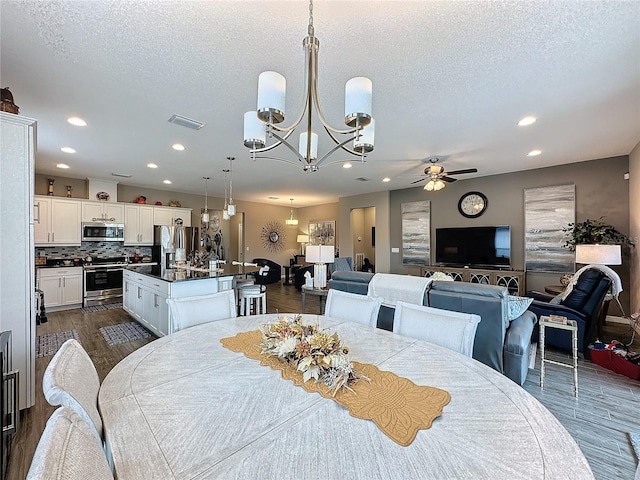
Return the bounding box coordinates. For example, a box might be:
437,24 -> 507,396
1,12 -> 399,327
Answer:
80,302 -> 123,314
99,322 -> 153,346
36,330 -> 80,358
630,432 -> 640,463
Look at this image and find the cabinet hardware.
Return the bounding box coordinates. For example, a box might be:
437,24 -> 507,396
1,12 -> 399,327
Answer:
34,203 -> 40,223
154,294 -> 159,308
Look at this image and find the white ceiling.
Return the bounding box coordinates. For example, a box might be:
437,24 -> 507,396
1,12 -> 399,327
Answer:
2,1 -> 639,207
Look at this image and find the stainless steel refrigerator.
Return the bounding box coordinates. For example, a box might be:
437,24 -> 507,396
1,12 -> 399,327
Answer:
152,225 -> 200,269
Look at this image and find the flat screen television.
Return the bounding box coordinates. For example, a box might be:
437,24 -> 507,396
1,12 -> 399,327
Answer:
435,226 -> 511,268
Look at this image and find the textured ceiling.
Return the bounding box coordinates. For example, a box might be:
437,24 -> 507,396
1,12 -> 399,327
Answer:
1,1 -> 639,206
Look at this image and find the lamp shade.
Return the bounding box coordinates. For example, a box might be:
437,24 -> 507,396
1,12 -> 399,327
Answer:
297,234 -> 309,243
354,118 -> 375,153
344,77 -> 372,127
243,111 -> 266,148
575,244 -> 622,265
306,245 -> 334,263
257,71 -> 286,123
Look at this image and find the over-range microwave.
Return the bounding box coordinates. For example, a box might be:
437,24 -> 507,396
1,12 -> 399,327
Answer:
81,222 -> 125,242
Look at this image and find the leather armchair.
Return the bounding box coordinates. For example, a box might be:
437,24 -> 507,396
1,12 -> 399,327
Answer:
527,268 -> 612,355
251,258 -> 282,284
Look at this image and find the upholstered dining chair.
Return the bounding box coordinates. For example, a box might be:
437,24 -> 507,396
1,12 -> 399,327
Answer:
26,407 -> 113,480
324,289 -> 383,327
42,338 -> 102,440
393,301 -> 481,357
167,289 -> 237,331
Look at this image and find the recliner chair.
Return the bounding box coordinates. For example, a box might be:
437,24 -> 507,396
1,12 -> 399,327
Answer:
528,268 -> 612,355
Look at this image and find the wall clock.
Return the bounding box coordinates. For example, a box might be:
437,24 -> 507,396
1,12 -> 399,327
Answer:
458,191 -> 488,218
261,221 -> 286,252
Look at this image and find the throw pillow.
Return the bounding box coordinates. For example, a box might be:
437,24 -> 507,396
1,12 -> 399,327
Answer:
507,295 -> 533,321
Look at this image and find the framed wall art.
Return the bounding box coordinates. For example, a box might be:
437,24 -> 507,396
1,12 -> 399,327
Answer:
401,200 -> 430,266
524,184 -> 575,273
308,221 -> 336,246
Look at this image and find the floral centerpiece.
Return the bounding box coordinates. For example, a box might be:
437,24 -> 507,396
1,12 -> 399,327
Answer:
259,315 -> 367,395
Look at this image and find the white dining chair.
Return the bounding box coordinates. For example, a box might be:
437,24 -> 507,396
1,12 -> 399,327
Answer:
167,290 -> 237,331
239,266 -> 269,316
42,338 -> 102,440
324,289 -> 383,327
393,301 -> 481,357
26,407 -> 113,480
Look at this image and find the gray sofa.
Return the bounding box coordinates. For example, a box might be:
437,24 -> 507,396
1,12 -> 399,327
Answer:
328,271 -> 537,385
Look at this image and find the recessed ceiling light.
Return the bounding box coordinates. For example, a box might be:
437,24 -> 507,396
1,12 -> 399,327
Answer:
163,179 -> 172,184
518,116 -> 537,127
56,163 -> 70,169
147,163 -> 158,169
60,147 -> 76,154
382,177 -> 390,182
527,149 -> 542,157
67,116 -> 86,127
172,143 -> 185,151
343,162 -> 352,169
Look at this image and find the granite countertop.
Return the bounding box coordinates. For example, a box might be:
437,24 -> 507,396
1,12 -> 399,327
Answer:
127,265 -> 259,283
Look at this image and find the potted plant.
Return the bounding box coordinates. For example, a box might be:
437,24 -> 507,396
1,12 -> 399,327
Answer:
562,217 -> 633,251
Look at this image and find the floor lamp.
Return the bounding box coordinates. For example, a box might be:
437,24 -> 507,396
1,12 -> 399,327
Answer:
306,245 -> 334,289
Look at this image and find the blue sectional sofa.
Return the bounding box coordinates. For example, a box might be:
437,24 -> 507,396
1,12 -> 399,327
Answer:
328,271 -> 537,385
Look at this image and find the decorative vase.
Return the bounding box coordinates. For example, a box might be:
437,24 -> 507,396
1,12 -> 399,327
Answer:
47,178 -> 54,196
560,273 -> 573,287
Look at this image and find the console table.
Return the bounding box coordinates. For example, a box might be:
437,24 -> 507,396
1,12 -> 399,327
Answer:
420,266 -> 525,295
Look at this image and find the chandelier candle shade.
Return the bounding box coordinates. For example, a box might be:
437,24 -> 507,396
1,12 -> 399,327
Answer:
243,0 -> 374,171
306,245 -> 334,288
202,176 -> 210,224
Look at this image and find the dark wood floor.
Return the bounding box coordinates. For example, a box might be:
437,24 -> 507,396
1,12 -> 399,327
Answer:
8,283 -> 639,480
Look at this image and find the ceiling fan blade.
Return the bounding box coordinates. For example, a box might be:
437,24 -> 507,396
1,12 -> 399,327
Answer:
410,177 -> 427,184
446,168 -> 478,175
442,176 -> 458,183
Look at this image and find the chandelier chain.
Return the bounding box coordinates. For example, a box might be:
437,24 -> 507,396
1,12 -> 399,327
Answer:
308,0 -> 314,36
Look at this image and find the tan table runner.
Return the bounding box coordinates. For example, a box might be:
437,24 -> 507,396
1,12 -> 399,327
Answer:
221,330 -> 451,446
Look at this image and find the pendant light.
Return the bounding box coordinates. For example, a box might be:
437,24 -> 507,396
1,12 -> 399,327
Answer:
222,169 -> 230,220
202,176 -> 210,223
285,198 -> 298,226
226,156 -> 236,217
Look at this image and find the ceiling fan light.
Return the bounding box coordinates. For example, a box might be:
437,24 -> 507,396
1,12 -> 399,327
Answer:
434,179 -> 446,191
424,180 -> 435,191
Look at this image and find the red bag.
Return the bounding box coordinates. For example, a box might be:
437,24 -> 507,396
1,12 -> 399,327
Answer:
590,349 -> 640,380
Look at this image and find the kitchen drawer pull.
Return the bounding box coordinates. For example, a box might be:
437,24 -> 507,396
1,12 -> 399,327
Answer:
154,294 -> 159,308
3,371 -> 19,435
34,203 -> 40,223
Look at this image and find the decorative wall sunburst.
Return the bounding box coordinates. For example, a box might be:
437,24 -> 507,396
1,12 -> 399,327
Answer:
261,221 -> 286,252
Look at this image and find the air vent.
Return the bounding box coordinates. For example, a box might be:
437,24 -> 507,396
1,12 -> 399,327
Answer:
355,177 -> 370,182
168,114 -> 206,130
111,172 -> 132,178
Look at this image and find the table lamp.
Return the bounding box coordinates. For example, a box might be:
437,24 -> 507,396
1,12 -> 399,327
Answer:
575,244 -> 621,266
306,245 -> 334,288
296,234 -> 309,255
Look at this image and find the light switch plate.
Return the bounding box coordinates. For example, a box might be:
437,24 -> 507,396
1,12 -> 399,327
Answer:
391,247 -> 399,253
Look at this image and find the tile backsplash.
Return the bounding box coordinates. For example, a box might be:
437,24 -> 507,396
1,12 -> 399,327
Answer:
35,242 -> 152,260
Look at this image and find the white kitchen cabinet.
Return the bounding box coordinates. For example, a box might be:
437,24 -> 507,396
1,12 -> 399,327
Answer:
34,196 -> 81,245
123,269 -> 232,336
36,267 -> 83,310
1,112 -> 36,410
153,206 -> 192,227
81,201 -> 125,223
124,205 -> 154,245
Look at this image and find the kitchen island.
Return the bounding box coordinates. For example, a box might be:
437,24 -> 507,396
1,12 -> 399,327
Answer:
123,265 -> 257,336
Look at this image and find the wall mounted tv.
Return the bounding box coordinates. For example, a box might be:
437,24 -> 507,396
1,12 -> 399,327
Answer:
435,226 -> 511,268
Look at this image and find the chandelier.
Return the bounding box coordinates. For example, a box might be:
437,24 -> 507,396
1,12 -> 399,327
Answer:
285,198 -> 298,226
243,0 -> 375,172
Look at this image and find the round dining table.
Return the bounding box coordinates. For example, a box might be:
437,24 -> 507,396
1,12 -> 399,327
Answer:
98,314 -> 594,479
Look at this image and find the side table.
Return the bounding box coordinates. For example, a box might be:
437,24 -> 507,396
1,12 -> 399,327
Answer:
301,285 -> 328,314
539,315 -> 579,397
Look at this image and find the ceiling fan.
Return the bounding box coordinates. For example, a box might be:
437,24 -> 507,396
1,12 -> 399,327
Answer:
411,157 -> 478,191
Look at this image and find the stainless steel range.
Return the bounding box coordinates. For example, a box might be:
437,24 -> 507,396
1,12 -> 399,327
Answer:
83,257 -> 127,307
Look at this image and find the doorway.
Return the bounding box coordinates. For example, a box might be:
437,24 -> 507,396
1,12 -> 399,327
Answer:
350,207 -> 375,272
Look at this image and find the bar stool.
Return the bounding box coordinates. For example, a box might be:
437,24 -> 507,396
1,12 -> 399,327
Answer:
539,315 -> 579,397
239,266 -> 269,316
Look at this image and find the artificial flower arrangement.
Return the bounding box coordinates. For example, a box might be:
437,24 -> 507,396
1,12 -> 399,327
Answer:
259,315 -> 368,395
